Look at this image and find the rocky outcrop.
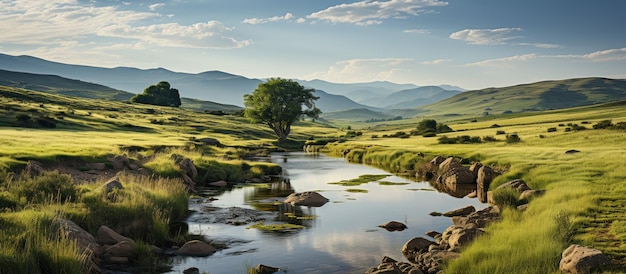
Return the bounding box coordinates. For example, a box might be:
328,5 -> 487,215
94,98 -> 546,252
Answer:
366,256 -> 424,274
560,244 -> 609,273
26,160 -> 45,177
176,240 -> 217,256
402,237 -> 436,262
476,166 -> 497,203
111,155 -> 130,170
284,191 -> 329,207
443,205 -> 475,217
55,218 -> 102,273
102,178 -> 123,196
97,225 -> 135,246
379,221 -> 408,231
197,137 -> 221,146
438,157 -> 462,173
496,179 -> 530,192
177,157 -> 198,178
437,167 -> 475,185
255,264 -> 280,274
429,156 -> 446,166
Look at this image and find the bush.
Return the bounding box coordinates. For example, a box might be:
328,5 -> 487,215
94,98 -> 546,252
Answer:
35,116 -> 56,128
547,127 -> 557,132
593,120 -> 613,129
505,134 -> 521,144
482,136 -> 497,142
496,130 -> 506,135
13,171 -> 77,204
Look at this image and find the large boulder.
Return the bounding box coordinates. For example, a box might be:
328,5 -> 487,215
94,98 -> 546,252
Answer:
284,191 -> 329,207
519,189 -> 546,201
447,225 -> 483,250
497,179 -> 531,192
178,158 -> 198,178
443,205 -> 476,217
112,155 -> 130,170
104,240 -> 135,259
102,178 -> 123,195
430,156 -> 446,166
402,237 -> 436,262
477,166 -> 497,203
177,240 -> 217,256
97,225 -> 134,246
469,162 -> 483,179
560,244 -> 609,273
438,167 -> 475,185
197,137 -> 221,146
378,221 -> 407,232
438,157 -> 462,173
54,218 -> 102,273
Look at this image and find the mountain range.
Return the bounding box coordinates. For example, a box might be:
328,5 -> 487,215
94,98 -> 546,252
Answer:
0,53 -> 460,112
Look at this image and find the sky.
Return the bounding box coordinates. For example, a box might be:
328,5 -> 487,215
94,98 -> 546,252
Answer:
1,0 -> 625,90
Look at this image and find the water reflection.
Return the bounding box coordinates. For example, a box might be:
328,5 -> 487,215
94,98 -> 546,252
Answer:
429,180 -> 476,198
171,152 -> 486,274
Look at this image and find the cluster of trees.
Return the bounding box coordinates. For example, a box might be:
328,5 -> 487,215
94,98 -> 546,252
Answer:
131,81 -> 181,107
412,119 -> 453,137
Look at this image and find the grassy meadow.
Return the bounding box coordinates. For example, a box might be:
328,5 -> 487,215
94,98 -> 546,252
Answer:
323,102 -> 626,273
1,83 -> 626,273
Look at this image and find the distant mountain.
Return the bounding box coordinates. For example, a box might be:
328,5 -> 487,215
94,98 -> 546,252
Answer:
320,108 -> 395,121
313,89 -> 380,112
298,79 -> 419,97
360,86 -> 463,109
0,69 -> 242,112
416,77 -> 626,118
0,53 -> 374,112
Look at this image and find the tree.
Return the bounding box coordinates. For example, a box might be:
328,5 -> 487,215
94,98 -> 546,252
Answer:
131,81 -> 181,107
243,78 -> 321,141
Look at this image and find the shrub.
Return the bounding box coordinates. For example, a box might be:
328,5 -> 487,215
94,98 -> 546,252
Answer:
422,132 -> 437,138
547,127 -> 557,132
16,114 -> 31,123
593,120 -> 613,129
13,171 -> 77,204
490,124 -> 501,128
482,136 -> 497,142
35,116 -> 56,128
496,130 -> 506,135
505,134 -> 521,144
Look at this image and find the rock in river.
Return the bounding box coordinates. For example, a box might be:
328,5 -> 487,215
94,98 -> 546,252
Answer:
284,191 -> 329,207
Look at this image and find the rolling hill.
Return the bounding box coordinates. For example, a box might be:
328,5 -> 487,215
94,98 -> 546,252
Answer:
0,69 -> 242,113
360,86 -> 463,109
414,77 -> 626,119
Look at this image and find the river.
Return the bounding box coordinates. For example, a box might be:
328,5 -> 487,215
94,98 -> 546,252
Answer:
169,152 -> 485,274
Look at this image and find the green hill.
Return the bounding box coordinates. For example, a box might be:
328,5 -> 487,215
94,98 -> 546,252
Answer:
0,69 -> 242,113
320,108 -> 395,122
415,77 -> 626,119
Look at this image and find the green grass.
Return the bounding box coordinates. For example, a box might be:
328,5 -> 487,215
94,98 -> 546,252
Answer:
247,221 -> 305,232
378,181 -> 410,186
345,188 -> 368,193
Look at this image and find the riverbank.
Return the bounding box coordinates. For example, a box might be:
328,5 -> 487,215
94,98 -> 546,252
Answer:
321,118 -> 626,273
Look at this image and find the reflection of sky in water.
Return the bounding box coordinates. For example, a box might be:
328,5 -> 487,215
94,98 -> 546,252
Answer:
171,152 -> 486,274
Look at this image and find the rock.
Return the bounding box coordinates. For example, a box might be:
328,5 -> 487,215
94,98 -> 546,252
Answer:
178,158 -> 198,178
565,149 -> 581,154
54,218 -> 102,272
402,237 -> 436,262
96,225 -> 134,246
517,204 -> 528,211
366,262 -> 401,274
466,191 -> 477,198
208,180 -> 228,187
102,178 -> 123,195
443,205 -> 476,217
382,256 -> 397,263
438,167 -> 475,185
177,240 -> 216,256
255,264 -> 280,274
519,189 -> 546,201
438,157 -> 462,173
477,166 -> 497,203
560,244 -> 609,273
112,155 -> 129,170
430,156 -> 446,166
104,240 -> 135,258
182,174 -> 197,190
183,267 -> 200,274
379,221 -> 407,231
469,162 -> 483,179
106,256 -> 129,264
284,191 -> 329,207
425,230 -> 441,239
25,160 -> 45,177
497,179 -> 531,192
447,226 -> 482,250
197,137 -> 221,146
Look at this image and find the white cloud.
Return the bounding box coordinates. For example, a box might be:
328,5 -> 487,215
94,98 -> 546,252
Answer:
466,54 -> 538,67
242,13 -> 295,25
450,28 -> 523,45
149,3 -> 165,11
307,58 -> 413,82
515,43 -> 560,49
421,59 -> 451,65
403,29 -> 430,34
307,0 -> 448,26
579,47 -> 626,62
0,0 -> 250,49
467,47 -> 626,67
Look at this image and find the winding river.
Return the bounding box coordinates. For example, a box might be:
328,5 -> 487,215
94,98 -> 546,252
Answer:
169,152 -> 486,274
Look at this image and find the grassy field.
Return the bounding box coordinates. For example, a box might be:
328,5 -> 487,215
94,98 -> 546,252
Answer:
324,102 -> 626,273
1,84 -> 626,273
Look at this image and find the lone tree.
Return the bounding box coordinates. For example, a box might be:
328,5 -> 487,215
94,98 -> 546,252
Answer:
244,78 -> 321,141
131,81 -> 181,107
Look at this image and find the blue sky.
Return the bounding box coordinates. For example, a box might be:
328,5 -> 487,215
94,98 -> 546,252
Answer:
1,0 -> 625,89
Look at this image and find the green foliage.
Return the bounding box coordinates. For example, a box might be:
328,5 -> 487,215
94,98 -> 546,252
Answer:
491,187 -> 520,208
131,81 -> 181,107
413,119 -> 453,136
438,135 -> 482,144
329,174 -> 389,186
243,78 -> 321,141
505,133 -> 522,143
11,171 -> 78,204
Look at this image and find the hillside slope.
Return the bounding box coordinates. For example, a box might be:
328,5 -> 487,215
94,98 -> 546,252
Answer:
416,77 -> 626,118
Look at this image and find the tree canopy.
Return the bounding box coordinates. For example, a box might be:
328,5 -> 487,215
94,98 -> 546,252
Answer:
131,81 -> 181,107
243,78 -> 321,141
